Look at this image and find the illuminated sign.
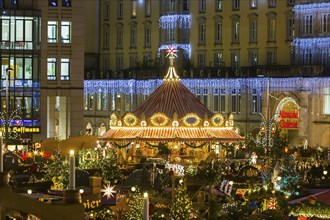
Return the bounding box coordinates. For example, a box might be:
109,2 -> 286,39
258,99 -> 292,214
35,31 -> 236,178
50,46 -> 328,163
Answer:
83,199 -> 101,210
0,126 -> 41,133
277,98 -> 299,129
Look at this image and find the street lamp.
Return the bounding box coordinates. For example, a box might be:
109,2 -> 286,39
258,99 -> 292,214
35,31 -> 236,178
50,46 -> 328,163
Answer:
0,68 -> 12,173
4,67 -> 13,148
259,78 -> 277,154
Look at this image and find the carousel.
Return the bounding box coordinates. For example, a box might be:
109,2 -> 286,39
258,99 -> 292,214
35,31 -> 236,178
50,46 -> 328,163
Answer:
99,46 -> 244,165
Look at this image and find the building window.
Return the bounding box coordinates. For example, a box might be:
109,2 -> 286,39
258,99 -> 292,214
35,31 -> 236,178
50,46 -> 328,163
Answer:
61,21 -> 71,43
49,0 -> 57,7
144,24 -> 151,48
105,3 -> 110,20
62,0 -> 70,7
220,89 -> 226,113
199,0 -> 206,12
60,58 -> 70,80
104,29 -> 109,48
267,49 -> 277,65
216,0 -> 222,11
248,49 -> 258,66
47,21 -> 57,43
249,17 -> 258,43
116,55 -> 123,72
250,0 -> 257,9
167,29 -> 175,44
47,58 -> 56,80
251,89 -> 261,114
131,0 -> 137,17
321,48 -> 330,68
198,17 -> 206,45
143,53 -> 152,66
287,18 -> 294,40
231,90 -> 241,114
116,94 -> 121,111
102,93 -> 107,111
214,17 -> 223,44
231,52 -> 240,70
88,95 -> 94,110
129,54 -> 137,68
268,0 -> 276,7
267,14 -> 276,42
324,88 -> 330,115
145,0 -> 151,16
97,89 -> 102,111
130,26 -> 137,48
183,0 -> 189,12
287,0 -> 294,5
321,13 -> 330,34
303,15 -> 313,34
125,95 -> 131,112
214,92 -> 219,112
302,49 -> 312,65
231,16 -> 240,44
116,24 -> 123,48
232,0 -> 239,10
169,0 -> 175,13
214,51 -> 223,67
118,1 -> 123,19
198,52 -> 205,68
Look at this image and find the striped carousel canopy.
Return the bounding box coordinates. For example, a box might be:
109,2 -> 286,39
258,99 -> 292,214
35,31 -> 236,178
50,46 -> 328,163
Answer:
100,45 -> 244,143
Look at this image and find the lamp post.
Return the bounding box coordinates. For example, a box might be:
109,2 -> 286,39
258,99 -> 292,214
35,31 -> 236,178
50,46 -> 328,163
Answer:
4,68 -> 12,149
0,68 -> 12,185
259,78 -> 276,155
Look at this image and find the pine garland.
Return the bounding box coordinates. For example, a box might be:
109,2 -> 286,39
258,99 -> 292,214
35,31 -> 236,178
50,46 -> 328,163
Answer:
43,155 -> 69,189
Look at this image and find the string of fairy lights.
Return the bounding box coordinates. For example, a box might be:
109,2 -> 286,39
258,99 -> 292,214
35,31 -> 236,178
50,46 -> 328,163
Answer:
84,77 -> 330,95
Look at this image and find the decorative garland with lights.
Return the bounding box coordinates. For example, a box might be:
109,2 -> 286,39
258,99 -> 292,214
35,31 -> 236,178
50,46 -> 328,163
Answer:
113,142 -> 132,149
289,205 -> 330,219
84,77 -> 330,96
293,2 -> 330,13
184,142 -> 206,148
159,14 -> 191,29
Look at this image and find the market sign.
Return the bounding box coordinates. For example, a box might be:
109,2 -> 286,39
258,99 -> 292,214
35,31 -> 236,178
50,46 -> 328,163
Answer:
277,98 -> 299,129
0,126 -> 41,133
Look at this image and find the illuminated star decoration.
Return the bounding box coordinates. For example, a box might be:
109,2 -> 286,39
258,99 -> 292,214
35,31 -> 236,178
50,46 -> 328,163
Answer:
268,197 -> 277,210
165,44 -> 178,59
101,183 -> 116,200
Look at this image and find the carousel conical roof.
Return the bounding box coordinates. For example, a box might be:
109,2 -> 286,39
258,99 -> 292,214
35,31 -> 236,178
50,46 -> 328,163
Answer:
133,46 -> 213,119
133,80 -> 214,119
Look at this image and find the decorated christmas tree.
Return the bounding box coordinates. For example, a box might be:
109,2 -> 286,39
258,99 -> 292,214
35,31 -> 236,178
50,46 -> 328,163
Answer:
43,154 -> 69,189
100,148 -> 122,184
170,184 -> 193,220
124,189 -> 144,220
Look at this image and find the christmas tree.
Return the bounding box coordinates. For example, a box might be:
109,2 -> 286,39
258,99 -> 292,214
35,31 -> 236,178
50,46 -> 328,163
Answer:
124,189 -> 144,220
170,184 -> 193,220
43,154 -> 69,189
100,149 -> 122,184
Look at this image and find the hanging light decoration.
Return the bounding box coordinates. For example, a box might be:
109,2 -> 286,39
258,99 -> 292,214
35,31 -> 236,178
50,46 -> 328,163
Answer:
84,77 -> 330,96
159,14 -> 191,29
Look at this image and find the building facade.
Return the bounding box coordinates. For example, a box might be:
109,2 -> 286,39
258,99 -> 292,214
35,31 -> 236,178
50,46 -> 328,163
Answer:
0,0 -> 85,149
83,0 -> 330,148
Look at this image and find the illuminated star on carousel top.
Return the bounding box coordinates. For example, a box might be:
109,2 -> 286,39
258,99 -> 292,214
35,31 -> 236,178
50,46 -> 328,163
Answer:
165,44 -> 178,59
164,45 -> 180,81
101,183 -> 116,199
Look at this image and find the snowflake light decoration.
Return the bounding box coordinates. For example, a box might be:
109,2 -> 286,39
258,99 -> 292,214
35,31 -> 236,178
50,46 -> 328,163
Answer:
101,183 -> 116,200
